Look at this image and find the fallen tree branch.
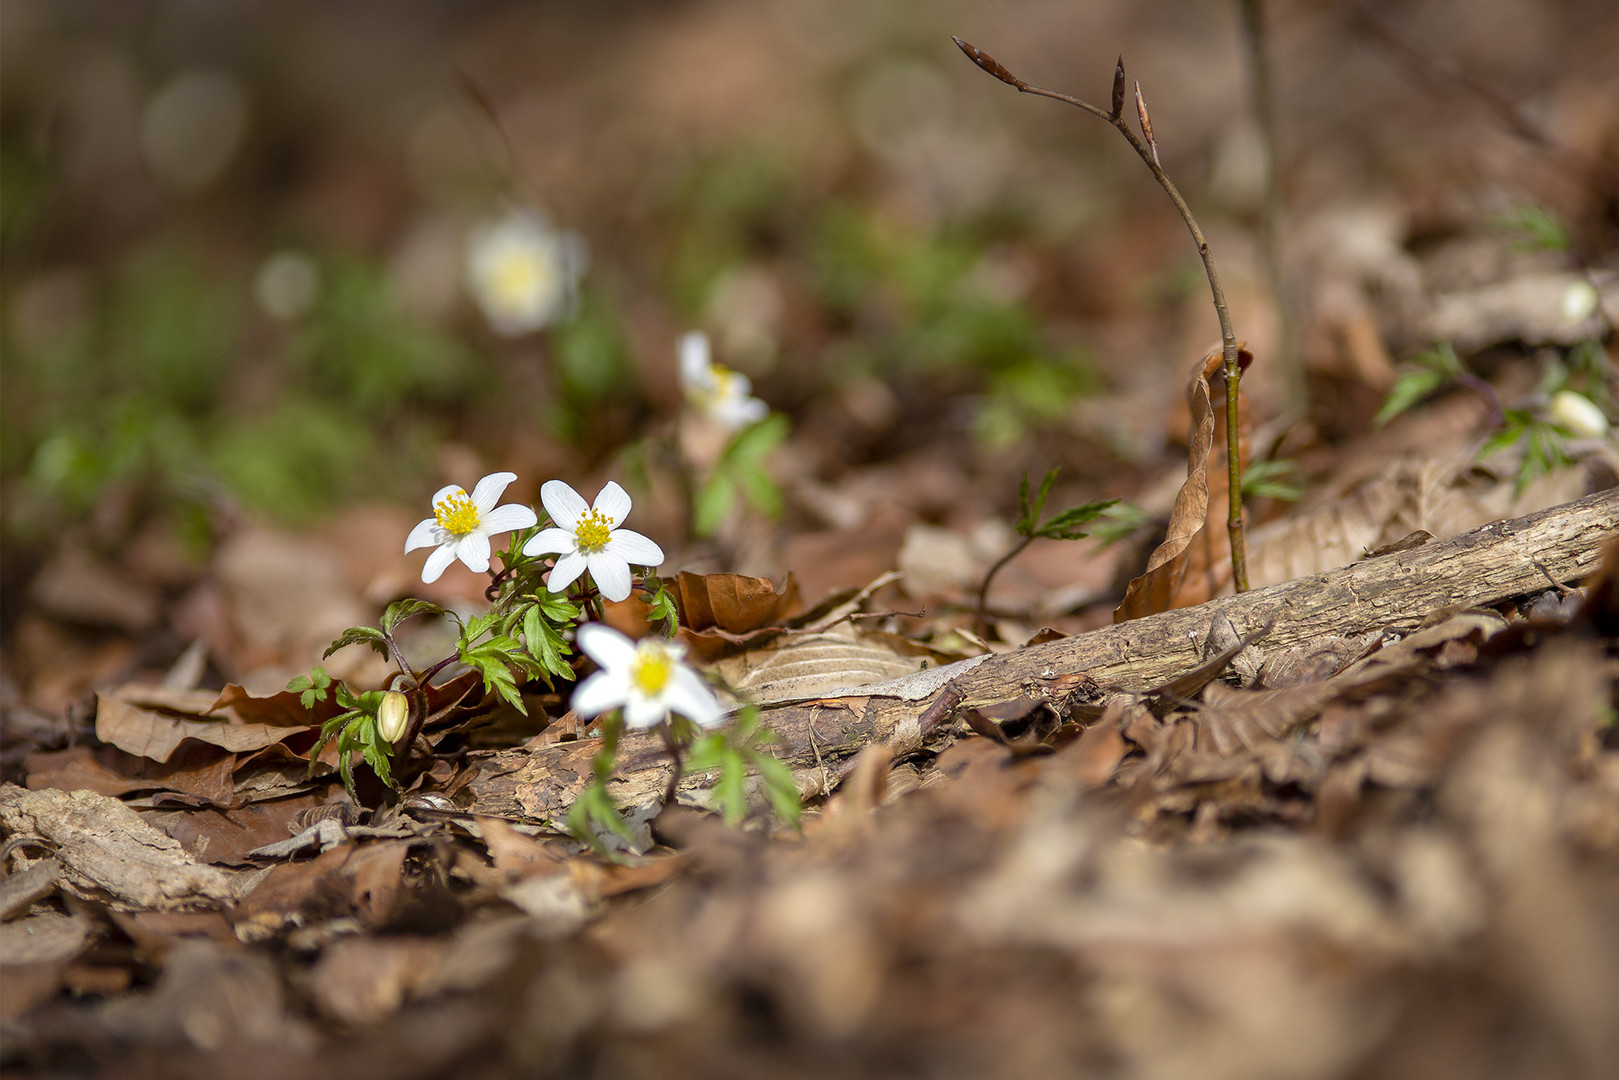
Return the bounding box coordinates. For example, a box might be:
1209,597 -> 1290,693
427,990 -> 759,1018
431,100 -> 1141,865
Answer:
462,488 -> 1618,818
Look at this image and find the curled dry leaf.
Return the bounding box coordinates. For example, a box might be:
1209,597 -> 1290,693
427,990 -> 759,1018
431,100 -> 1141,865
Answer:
1115,345 -> 1249,622
672,570 -> 800,634
94,688 -> 308,764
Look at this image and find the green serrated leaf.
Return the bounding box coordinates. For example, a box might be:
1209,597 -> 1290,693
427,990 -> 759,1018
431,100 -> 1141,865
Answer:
693,474 -> 736,537
522,604 -> 573,682
711,753 -> 749,825
736,462 -> 784,519
1037,498 -> 1117,539
751,749 -> 802,829
461,611 -> 502,647
1493,203 -> 1570,252
538,592 -> 580,623
1477,411 -> 1531,463
382,598 -> 449,635
683,732 -> 729,773
1374,368 -> 1447,428
724,413 -> 789,465
361,728 -> 395,791
322,625 -> 389,660
462,639 -> 528,715
644,587 -> 679,638
566,778 -> 636,853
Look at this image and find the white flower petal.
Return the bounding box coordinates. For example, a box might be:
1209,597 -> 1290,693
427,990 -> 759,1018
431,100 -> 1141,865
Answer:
585,551 -> 633,603
482,503 -> 539,534
430,484 -> 463,505
540,480 -> 589,527
470,471 -> 518,512
622,693 -> 668,730
570,670 -> 626,719
680,332 -> 712,388
421,544 -> 458,584
456,533 -> 492,573
667,669 -> 724,729
405,518 -> 443,553
604,529 -> 664,569
522,527 -> 576,557
576,623 -> 638,669
547,551 -> 588,593
594,481 -> 632,528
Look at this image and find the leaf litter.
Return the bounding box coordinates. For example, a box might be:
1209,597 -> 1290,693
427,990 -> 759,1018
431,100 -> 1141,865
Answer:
5,3 -> 1619,1078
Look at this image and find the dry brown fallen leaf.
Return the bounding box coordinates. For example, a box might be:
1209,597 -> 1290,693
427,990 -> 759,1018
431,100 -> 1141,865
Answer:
1115,345 -> 1239,622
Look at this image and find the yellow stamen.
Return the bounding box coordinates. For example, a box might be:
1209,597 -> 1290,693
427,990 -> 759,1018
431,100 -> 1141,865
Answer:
631,647 -> 673,697
490,251 -> 553,308
575,508 -> 612,551
434,489 -> 482,536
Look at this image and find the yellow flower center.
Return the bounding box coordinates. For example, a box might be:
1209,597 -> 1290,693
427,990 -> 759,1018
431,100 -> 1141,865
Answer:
631,647 -> 673,697
574,509 -> 612,551
489,250 -> 553,309
434,489 -> 481,536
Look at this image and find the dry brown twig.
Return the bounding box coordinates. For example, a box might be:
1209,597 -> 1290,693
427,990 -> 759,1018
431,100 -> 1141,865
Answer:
951,37 -> 1251,593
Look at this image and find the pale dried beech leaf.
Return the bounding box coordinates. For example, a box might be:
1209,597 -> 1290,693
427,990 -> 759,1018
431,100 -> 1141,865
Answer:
712,623 -> 927,705
94,693 -> 303,764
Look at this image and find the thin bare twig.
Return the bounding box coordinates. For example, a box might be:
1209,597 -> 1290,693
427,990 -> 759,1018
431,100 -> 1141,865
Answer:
952,37 -> 1250,592
973,535 -> 1034,638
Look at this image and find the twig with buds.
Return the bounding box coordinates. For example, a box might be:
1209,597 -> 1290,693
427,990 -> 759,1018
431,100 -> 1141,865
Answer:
952,37 -> 1250,591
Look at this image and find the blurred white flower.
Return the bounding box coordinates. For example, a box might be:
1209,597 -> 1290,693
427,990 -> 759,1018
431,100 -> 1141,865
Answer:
680,331 -> 768,431
465,209 -> 586,336
523,480 -> 664,603
141,68 -> 248,192
571,623 -> 722,731
405,471 -> 538,583
254,251 -> 320,321
1561,279 -> 1599,325
1550,390 -> 1609,438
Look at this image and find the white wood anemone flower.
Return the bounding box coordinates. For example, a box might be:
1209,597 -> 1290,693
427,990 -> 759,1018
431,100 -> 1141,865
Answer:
679,331 -> 769,431
465,209 -> 586,336
405,472 -> 538,584
523,480 -> 665,603
1550,389 -> 1609,439
571,624 -> 723,731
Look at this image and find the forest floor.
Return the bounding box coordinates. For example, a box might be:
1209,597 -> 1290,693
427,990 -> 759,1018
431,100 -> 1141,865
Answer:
3,2 -> 1619,1077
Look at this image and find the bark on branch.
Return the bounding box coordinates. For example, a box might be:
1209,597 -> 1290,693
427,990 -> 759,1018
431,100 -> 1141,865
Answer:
463,488 -> 1618,819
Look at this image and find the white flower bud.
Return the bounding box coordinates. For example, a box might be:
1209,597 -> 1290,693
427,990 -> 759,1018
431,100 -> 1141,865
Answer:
1561,280 -> 1599,325
1550,390 -> 1609,439
378,690 -> 411,743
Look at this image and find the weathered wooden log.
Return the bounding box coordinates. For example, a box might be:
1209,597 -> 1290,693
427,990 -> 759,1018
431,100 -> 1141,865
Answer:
461,487 -> 1618,820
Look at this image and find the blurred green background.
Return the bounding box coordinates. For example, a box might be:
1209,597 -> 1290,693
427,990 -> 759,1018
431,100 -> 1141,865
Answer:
5,0 -> 1614,607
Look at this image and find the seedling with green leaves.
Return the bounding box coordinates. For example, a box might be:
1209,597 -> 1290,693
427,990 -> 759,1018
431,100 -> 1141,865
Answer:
974,467 -> 1116,636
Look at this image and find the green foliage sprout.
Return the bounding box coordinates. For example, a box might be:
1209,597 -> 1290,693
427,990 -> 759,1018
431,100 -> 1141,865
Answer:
974,467 -> 1116,636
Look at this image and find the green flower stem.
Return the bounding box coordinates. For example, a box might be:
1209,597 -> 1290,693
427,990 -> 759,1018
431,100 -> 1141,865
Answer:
660,721 -> 686,809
